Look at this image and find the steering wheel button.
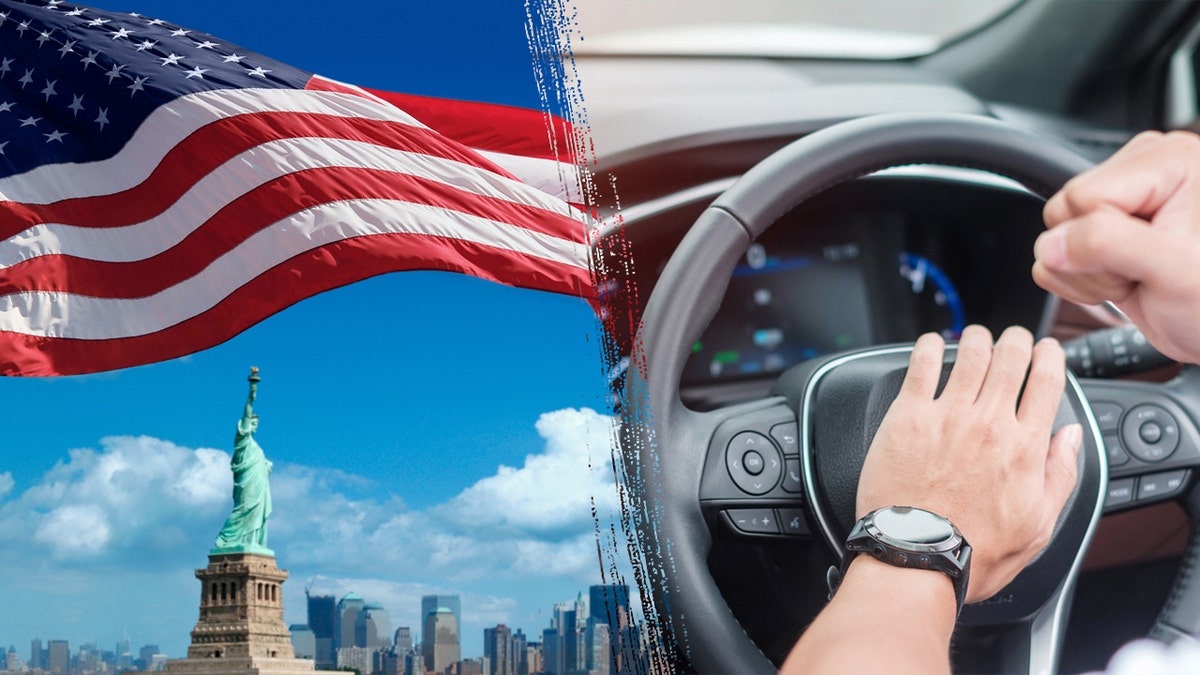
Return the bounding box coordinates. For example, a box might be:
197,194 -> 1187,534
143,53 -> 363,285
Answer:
782,458 -> 804,494
1136,470 -> 1189,503
1139,422 -> 1163,444
743,450 -> 765,475
1091,402 -> 1123,432
724,509 -> 780,535
1103,435 -> 1129,467
1105,478 -> 1135,508
778,508 -> 810,536
1120,404 -> 1180,463
770,422 -> 800,456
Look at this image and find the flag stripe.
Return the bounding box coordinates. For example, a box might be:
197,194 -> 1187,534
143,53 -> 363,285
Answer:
0,232 -> 592,377
0,110 -> 575,239
0,196 -> 590,341
0,166 -> 587,297
0,133 -> 583,267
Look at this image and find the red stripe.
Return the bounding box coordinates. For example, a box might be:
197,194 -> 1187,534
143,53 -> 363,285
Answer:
0,233 -> 593,377
0,109 -> 525,239
0,166 -> 585,297
359,86 -> 576,162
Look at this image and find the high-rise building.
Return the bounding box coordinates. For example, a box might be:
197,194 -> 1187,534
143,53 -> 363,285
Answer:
7,646 -> 21,672
483,624 -> 513,675
337,592 -> 367,651
116,635 -> 133,672
420,595 -> 461,635
588,585 -> 630,675
361,603 -> 391,650
541,628 -> 563,675
307,593 -> 338,669
423,607 -> 460,675
138,644 -> 160,671
47,640 -> 69,675
290,624 -> 316,659
30,639 -> 42,671
512,629 -> 528,675
393,627 -> 413,653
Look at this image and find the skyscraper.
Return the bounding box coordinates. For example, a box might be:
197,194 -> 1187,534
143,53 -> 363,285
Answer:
337,592 -> 367,651
420,594 -> 462,637
512,629 -> 528,675
307,593 -> 338,669
393,627 -> 413,653
423,607 -> 460,675
29,639 -> 42,671
588,585 -> 631,675
361,603 -> 392,650
47,640 -> 68,675
484,624 -> 513,675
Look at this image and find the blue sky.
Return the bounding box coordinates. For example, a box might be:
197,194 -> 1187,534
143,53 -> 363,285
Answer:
0,0 -> 619,660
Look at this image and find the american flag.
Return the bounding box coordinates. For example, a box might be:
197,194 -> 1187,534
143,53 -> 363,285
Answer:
0,0 -> 591,376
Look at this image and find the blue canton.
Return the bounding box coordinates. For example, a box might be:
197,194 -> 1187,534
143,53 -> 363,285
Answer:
0,0 -> 311,179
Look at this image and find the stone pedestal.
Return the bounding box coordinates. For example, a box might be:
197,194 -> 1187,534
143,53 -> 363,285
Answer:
166,552 -> 314,675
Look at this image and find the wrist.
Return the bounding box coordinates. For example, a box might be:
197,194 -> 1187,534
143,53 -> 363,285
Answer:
842,555 -> 957,632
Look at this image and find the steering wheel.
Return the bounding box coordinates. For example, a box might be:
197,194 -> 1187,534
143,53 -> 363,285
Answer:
620,113 -> 1200,674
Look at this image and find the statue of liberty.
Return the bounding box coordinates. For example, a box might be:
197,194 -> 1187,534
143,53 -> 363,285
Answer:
212,367 -> 274,555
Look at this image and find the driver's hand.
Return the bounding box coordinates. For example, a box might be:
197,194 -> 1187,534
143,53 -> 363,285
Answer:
1034,130 -> 1200,365
856,325 -> 1082,603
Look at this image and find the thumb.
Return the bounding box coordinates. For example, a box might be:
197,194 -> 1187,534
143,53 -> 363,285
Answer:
1034,210 -> 1171,286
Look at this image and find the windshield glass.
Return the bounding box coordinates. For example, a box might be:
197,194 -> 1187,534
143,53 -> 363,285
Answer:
576,0 -> 1023,59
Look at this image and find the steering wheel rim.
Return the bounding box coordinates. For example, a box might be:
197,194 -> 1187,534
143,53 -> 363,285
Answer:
619,112 -> 1138,674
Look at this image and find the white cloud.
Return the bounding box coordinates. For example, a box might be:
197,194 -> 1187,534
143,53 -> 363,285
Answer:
0,471 -> 12,499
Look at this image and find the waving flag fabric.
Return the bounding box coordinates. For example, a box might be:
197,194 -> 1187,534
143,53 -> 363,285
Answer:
0,0 -> 590,376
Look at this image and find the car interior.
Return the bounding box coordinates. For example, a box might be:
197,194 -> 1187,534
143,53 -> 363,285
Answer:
578,1 -> 1200,673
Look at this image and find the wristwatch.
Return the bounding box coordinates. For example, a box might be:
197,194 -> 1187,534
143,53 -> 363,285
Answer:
829,505 -> 972,613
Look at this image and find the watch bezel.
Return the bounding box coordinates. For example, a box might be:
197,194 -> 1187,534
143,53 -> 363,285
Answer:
859,505 -> 965,555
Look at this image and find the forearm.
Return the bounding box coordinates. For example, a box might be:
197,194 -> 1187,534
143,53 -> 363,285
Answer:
781,556 -> 957,675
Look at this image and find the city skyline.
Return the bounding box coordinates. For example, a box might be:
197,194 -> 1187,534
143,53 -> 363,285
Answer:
0,0 -> 629,662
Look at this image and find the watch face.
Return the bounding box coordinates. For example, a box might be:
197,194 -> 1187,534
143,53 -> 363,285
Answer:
874,506 -> 954,544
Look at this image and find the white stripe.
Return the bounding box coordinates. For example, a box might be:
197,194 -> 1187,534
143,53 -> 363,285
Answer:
479,150 -> 584,203
0,87 -> 429,205
0,199 -> 590,340
0,137 -> 582,267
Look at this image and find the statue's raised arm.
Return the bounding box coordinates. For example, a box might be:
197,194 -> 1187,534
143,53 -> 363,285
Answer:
212,367 -> 274,555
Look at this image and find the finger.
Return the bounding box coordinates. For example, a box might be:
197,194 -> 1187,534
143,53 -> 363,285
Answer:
898,332 -> 946,401
940,324 -> 993,401
1017,338 -> 1067,429
1044,130 -> 1187,225
1042,423 -> 1082,515
1031,261 -> 1137,307
977,326 -> 1034,411
1034,209 -> 1176,287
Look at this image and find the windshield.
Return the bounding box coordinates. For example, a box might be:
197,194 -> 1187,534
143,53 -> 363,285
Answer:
576,0 -> 1023,59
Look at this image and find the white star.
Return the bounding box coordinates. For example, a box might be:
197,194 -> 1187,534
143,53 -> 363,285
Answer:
44,129 -> 67,143
16,20 -> 30,36
195,40 -> 219,50
160,53 -> 184,66
127,12 -> 141,17
0,141 -> 8,156
222,53 -> 246,63
103,63 -> 125,83
247,66 -> 271,77
127,75 -> 148,96
0,57 -> 12,75
110,27 -> 132,40
17,69 -> 33,88
36,30 -> 53,47
68,94 -> 84,116
184,66 -> 209,79
0,101 -> 13,113
86,18 -> 110,27
170,28 -> 189,37
147,18 -> 165,26
18,115 -> 40,128
135,39 -> 157,52
40,79 -> 57,101
46,0 -> 64,9
80,50 -> 99,70
65,8 -> 85,17
0,12 -> 8,26
95,107 -> 109,131
58,39 -> 77,58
